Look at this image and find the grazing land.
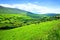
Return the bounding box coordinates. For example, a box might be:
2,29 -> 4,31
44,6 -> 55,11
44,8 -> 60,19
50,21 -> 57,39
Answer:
0,6 -> 60,40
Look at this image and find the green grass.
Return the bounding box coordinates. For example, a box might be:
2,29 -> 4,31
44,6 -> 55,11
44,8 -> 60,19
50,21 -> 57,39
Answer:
0,19 -> 60,40
0,14 -> 60,29
0,6 -> 60,40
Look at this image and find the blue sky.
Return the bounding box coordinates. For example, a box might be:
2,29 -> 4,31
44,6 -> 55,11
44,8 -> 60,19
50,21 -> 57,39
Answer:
0,0 -> 60,14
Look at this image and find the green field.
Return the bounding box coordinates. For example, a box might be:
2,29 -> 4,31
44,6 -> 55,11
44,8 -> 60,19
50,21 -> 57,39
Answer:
0,19 -> 60,40
0,14 -> 60,29
0,6 -> 60,40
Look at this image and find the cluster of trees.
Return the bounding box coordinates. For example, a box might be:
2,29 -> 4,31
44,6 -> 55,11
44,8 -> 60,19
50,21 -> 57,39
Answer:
0,14 -> 60,29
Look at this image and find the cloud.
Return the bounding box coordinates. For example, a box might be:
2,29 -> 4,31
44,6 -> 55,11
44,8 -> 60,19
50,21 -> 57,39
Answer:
0,3 -> 60,14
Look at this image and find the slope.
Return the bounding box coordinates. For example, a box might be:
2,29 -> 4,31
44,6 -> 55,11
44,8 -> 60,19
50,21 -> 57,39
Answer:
0,14 -> 32,29
0,6 -> 42,20
0,6 -> 60,29
0,6 -> 60,18
0,19 -> 60,40
0,6 -> 27,14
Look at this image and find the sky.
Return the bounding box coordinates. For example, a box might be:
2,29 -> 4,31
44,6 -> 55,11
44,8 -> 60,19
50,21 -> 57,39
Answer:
0,0 -> 60,14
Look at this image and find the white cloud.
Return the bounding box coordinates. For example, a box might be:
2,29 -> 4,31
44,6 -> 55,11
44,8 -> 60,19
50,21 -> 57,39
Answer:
0,4 -> 16,8
0,3 -> 60,14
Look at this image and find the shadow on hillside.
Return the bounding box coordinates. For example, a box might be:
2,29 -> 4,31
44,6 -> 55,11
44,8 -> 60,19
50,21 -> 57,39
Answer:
0,26 -> 16,30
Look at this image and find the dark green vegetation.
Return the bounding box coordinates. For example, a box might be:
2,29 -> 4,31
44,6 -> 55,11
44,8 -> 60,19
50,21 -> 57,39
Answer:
0,6 -> 60,40
0,14 -> 60,29
0,14 -> 31,29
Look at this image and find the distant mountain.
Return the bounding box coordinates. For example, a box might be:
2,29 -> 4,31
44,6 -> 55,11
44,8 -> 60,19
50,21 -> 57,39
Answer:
0,6 -> 43,18
0,6 -> 27,14
0,6 -> 60,29
0,6 -> 60,18
45,13 -> 57,16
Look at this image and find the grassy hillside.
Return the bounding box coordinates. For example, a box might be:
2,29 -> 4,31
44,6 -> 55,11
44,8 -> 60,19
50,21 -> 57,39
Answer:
0,14 -> 32,29
0,6 -> 60,40
0,19 -> 60,40
0,14 -> 60,29
0,6 -> 60,18
0,6 -> 27,14
0,6 -> 60,29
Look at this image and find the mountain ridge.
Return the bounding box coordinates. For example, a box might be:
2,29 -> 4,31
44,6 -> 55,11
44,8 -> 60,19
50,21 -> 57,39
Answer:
0,6 -> 59,18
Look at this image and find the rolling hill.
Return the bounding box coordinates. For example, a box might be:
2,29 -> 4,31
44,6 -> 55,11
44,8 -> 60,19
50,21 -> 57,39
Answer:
0,6 -> 60,18
0,6 -> 60,40
0,6 -> 60,29
0,19 -> 60,40
0,6 -> 41,18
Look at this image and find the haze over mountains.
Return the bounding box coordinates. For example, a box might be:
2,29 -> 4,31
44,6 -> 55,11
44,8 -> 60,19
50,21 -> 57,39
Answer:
0,4 -> 60,40
0,0 -> 60,40
0,6 -> 56,15
1,6 -> 60,19
0,5 -> 59,14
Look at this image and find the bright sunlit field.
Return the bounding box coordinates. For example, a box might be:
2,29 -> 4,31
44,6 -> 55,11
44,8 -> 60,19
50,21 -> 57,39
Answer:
0,5 -> 60,40
0,19 -> 60,40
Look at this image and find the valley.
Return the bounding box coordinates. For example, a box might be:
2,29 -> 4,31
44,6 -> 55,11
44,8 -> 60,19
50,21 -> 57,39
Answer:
0,6 -> 60,40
